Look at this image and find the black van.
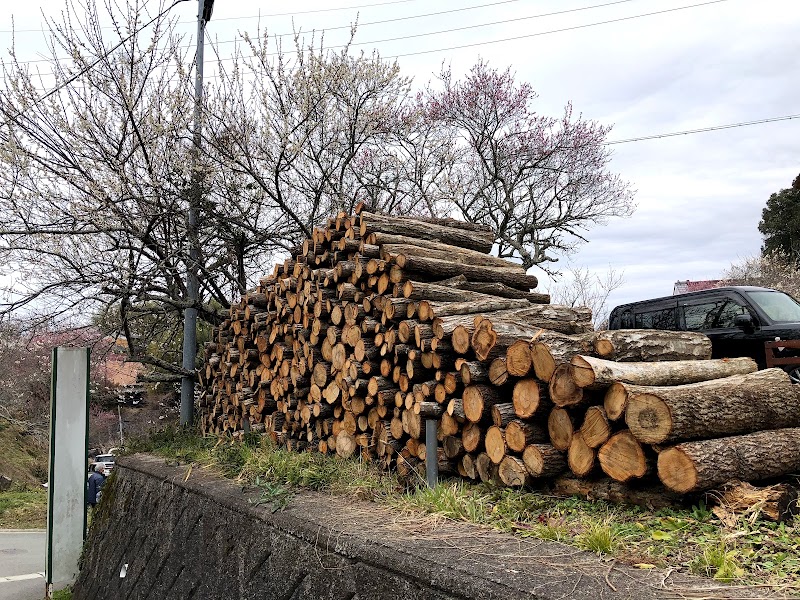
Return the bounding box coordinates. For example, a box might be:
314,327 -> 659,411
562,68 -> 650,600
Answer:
608,286 -> 800,381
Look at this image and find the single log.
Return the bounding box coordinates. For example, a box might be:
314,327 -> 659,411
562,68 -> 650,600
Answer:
461,454 -> 478,480
485,426 -> 508,464
491,402 -> 517,427
443,435 -> 465,459
463,384 -> 504,423
548,407 -> 574,451
567,431 -> 595,477
498,455 -> 531,487
512,378 -> 548,419
425,298 -> 531,320
475,452 -> 499,483
393,254 -> 538,291
402,280 -> 491,303
336,430 -> 357,459
530,332 -> 597,382
381,243 -> 519,271
505,340 -> 532,377
488,358 -> 509,386
625,368 -> 800,444
548,363 -> 583,407
461,422 -> 483,453
550,475 -> 684,510
522,444 -> 568,478
506,420 -> 549,452
570,355 -> 758,389
459,360 -> 489,385
658,428 -> 800,493
597,430 -> 649,483
579,406 -> 611,449
593,330 -> 712,362
450,280 -> 551,304
361,219 -> 495,253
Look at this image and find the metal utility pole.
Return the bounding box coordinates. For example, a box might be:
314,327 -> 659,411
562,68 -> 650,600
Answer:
181,0 -> 214,426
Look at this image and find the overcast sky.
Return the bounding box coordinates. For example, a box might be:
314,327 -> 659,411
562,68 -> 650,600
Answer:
3,0 -> 799,313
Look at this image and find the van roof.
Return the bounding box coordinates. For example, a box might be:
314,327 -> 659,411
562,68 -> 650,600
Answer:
612,286 -> 778,312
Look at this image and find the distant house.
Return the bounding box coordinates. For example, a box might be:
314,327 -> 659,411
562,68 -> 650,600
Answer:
673,280 -> 724,295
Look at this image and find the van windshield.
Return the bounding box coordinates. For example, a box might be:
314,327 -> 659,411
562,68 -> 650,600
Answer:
745,291 -> 800,323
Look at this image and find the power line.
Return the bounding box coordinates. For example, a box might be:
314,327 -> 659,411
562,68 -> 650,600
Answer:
10,0 -> 537,65
605,113 -> 800,145
384,0 -> 731,58
0,0 -> 424,34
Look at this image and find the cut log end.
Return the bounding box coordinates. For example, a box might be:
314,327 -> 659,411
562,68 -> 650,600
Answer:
657,447 -> 698,493
624,393 -> 672,444
603,382 -> 628,421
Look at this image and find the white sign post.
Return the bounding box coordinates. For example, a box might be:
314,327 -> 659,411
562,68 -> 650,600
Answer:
46,347 -> 90,597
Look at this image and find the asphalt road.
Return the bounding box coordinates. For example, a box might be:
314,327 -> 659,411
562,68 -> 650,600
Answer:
0,530 -> 46,600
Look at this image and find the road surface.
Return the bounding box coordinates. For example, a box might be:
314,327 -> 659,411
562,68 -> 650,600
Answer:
0,530 -> 46,600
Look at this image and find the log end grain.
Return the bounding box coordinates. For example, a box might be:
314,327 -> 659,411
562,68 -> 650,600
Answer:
597,430 -> 648,483
624,393 -> 672,444
549,363 -> 583,407
548,407 -> 574,451
657,446 -> 698,493
603,382 -> 628,421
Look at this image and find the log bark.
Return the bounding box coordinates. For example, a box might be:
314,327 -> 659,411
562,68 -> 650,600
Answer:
450,280 -> 551,304
550,475 -> 684,509
530,332 -> 597,382
393,254 -> 538,291
506,419 -> 549,451
625,368 -> 800,444
425,297 -> 530,319
360,217 -> 495,253
657,428 -> 800,493
522,444 -> 568,478
593,330 -> 712,362
381,243 -> 519,271
570,355 -> 758,389
498,456 -> 531,487
401,280 -> 492,303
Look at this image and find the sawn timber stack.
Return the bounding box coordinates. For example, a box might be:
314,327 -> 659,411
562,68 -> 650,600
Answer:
198,209 -> 800,509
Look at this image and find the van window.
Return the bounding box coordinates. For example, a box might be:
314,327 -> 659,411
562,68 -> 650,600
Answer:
634,307 -> 676,329
684,299 -> 749,330
620,310 -> 633,328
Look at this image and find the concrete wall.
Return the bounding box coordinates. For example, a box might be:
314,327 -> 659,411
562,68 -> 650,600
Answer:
72,454 -> 752,600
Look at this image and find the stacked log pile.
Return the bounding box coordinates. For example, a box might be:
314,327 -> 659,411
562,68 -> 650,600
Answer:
197,208 -> 800,503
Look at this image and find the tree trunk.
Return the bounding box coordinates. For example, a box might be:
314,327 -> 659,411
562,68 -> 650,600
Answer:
657,428 -> 800,493
402,280 -> 491,303
593,330 -> 712,362
625,368 -> 799,444
570,355 -> 758,389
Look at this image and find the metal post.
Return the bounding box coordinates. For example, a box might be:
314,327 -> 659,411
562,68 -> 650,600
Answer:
425,418 -> 438,488
180,0 -> 210,426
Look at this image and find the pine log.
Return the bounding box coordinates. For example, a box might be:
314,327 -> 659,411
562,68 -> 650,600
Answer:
522,444 -> 568,478
625,368 -> 800,444
593,330 -> 712,362
597,430 -> 649,483
570,355 -> 758,389
658,428 -> 800,493
530,332 -> 597,382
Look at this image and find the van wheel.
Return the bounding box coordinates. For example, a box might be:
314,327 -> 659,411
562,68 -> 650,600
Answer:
783,366 -> 800,384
